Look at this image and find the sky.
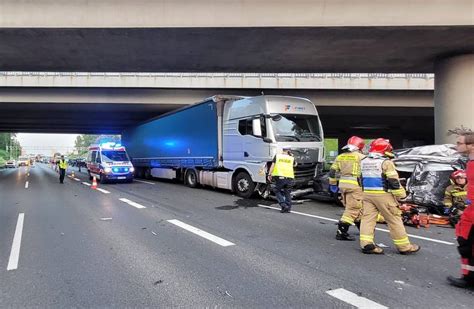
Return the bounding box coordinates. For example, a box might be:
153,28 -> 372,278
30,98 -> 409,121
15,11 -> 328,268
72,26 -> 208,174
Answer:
16,133 -> 79,156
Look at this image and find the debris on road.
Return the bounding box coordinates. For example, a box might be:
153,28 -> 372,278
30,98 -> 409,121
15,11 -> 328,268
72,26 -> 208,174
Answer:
100,218 -> 113,221
151,231 -> 157,236
153,280 -> 163,285
377,243 -> 389,248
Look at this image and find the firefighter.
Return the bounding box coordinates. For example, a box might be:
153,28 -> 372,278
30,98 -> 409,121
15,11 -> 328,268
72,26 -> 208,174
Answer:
329,136 -> 366,241
359,138 -> 420,255
443,170 -> 468,226
268,146 -> 296,213
58,155 -> 68,184
448,132 -> 474,288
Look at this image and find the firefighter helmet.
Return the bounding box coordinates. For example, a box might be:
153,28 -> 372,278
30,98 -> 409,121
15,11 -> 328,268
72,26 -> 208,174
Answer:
450,170 -> 466,180
347,136 -> 365,151
369,138 -> 393,154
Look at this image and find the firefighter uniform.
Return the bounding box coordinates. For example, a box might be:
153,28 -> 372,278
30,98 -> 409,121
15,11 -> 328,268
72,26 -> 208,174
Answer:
329,151 -> 365,240
444,184 -> 468,209
359,154 -> 418,254
271,153 -> 295,212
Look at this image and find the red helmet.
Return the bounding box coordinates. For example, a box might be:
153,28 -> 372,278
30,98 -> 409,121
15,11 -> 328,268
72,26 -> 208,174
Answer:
369,138 -> 393,154
450,170 -> 466,180
347,136 -> 365,151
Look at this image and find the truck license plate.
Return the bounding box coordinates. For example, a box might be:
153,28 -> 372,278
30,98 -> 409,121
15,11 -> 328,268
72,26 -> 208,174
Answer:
118,177 -> 126,180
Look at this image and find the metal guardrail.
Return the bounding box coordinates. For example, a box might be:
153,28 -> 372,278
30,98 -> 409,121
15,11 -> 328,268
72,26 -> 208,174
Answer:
0,71 -> 434,79
0,72 -> 434,90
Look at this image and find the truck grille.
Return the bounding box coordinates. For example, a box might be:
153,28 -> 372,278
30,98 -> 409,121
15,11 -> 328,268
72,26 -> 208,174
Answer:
294,163 -> 316,181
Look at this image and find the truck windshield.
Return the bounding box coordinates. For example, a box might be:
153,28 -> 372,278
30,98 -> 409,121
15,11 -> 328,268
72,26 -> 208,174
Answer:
101,151 -> 129,162
271,114 -> 321,142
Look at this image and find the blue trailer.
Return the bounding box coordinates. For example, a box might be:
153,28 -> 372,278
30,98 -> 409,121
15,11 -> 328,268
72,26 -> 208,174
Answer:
122,99 -> 223,180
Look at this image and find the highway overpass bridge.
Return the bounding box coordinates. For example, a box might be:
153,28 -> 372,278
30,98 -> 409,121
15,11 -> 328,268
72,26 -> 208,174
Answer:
0,73 -> 434,148
0,0 -> 472,143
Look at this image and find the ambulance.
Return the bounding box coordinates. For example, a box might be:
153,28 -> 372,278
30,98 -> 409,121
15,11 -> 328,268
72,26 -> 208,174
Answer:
86,143 -> 134,183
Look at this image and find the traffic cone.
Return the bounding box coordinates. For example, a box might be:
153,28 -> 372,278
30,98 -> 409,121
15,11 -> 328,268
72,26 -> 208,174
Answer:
91,176 -> 98,190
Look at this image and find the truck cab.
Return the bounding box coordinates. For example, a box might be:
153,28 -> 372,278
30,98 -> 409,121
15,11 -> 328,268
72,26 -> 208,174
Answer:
86,143 -> 134,183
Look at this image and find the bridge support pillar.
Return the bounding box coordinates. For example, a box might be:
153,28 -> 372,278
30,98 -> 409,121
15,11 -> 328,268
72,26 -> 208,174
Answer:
434,54 -> 474,144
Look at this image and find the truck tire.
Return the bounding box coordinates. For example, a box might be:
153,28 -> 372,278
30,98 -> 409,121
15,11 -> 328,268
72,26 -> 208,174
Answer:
185,169 -> 198,188
144,168 -> 152,180
88,170 -> 93,181
233,172 -> 256,198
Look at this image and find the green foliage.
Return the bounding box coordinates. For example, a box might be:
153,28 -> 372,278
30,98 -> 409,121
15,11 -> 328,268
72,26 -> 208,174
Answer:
0,133 -> 22,159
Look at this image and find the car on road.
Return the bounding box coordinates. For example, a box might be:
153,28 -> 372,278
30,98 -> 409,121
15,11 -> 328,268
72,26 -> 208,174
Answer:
17,156 -> 30,167
5,160 -> 17,168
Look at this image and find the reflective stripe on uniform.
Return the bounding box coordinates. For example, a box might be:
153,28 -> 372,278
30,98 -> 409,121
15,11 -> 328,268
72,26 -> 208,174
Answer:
339,179 -> 359,186
363,190 -> 387,194
390,188 -> 405,196
341,215 -> 355,225
461,264 -> 474,271
452,192 -> 467,197
393,237 -> 410,246
360,234 -> 374,242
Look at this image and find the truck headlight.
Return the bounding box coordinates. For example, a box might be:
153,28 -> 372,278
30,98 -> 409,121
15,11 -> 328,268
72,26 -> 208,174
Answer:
130,167 -> 135,173
104,167 -> 112,173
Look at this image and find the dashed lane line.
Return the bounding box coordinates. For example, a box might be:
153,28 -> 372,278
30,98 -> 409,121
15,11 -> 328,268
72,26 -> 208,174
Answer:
119,198 -> 146,209
134,179 -> 155,185
7,213 -> 25,271
167,219 -> 235,247
73,178 -> 81,182
326,288 -> 388,309
25,181 -> 29,189
257,204 -> 455,246
96,188 -> 111,194
82,182 -> 91,186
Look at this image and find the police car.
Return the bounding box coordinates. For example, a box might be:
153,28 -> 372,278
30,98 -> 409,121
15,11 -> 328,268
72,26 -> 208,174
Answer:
86,143 -> 134,183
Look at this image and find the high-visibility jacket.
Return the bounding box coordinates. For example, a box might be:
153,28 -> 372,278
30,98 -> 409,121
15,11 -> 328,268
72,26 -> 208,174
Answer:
360,153 -> 406,198
59,159 -> 68,170
272,154 -> 295,179
444,184 -> 468,208
329,151 -> 365,189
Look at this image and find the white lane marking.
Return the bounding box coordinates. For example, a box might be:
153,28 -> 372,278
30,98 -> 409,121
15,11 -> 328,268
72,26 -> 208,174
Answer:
134,179 -> 155,185
257,204 -> 338,222
326,288 -> 388,309
82,182 -> 91,186
7,213 -> 25,271
167,219 -> 235,247
73,178 -> 81,182
257,204 -> 455,246
96,188 -> 111,194
119,198 -> 146,209
25,181 -> 29,189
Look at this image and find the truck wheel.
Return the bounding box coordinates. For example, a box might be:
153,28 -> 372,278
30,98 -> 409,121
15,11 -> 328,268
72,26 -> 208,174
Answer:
233,172 -> 256,198
88,170 -> 93,181
144,168 -> 152,180
185,169 -> 198,188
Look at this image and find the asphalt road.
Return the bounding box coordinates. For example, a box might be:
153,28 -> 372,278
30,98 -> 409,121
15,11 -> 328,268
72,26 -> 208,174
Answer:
1,163 -> 472,308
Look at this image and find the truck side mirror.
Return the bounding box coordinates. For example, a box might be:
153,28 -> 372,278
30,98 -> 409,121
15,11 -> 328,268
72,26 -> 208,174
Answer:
252,118 -> 262,137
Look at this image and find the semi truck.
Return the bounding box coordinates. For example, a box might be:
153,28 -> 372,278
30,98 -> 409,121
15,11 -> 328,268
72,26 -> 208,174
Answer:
122,95 -> 325,198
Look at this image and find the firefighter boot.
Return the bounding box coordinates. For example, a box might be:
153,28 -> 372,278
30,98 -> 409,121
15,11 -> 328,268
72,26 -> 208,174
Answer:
336,222 -> 355,241
447,276 -> 474,289
361,244 -> 384,254
399,244 -> 421,255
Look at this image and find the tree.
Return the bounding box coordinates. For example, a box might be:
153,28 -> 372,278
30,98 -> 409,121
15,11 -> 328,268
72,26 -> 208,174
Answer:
74,134 -> 121,156
0,133 -> 22,159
